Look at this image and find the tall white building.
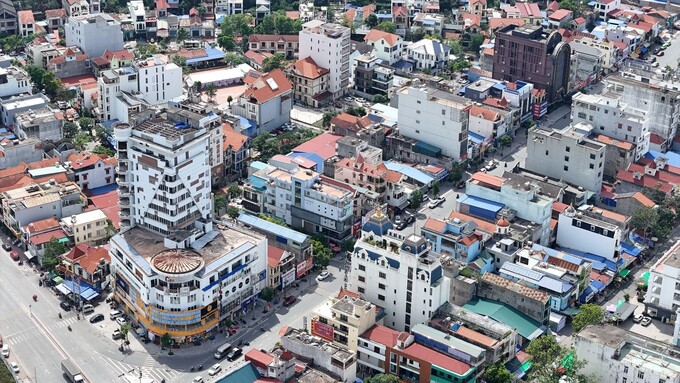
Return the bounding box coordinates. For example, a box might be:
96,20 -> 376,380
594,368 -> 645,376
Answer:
397,85 -> 470,160
557,205 -> 621,261
575,324 -> 680,383
349,209 -> 451,332
571,92 -> 650,160
299,20 -> 350,98
646,240 -> 680,327
0,66 -> 31,98
65,13 -> 124,58
216,0 -> 242,14
526,123 -> 606,193
110,112 -> 267,343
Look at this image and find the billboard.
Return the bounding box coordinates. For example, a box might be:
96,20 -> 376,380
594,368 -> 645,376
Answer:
296,258 -> 313,279
281,267 -> 296,289
312,320 -> 334,341
149,307 -> 201,325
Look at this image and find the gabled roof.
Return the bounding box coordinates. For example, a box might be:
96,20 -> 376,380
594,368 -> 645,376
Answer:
267,245 -> 286,268
364,29 -> 401,46
549,9 -> 573,21
331,113 -> 372,132
469,105 -> 499,122
223,123 -> 249,152
242,69 -> 292,104
68,152 -> 107,170
45,8 -> 66,18
290,57 -> 329,79
632,192 -> 655,207
248,34 -> 299,43
360,324 -> 400,347
25,217 -> 60,234
547,0 -> 560,12
245,348 -> 274,370
62,244 -> 110,274
488,17 -> 525,30
515,2 -> 541,17
244,50 -> 270,66
18,10 -> 34,24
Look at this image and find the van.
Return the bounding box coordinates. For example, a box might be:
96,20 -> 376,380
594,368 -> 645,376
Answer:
109,310 -> 123,320
82,304 -> 94,314
214,343 -> 232,360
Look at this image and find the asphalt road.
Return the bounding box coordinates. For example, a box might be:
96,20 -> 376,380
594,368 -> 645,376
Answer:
656,30 -> 680,69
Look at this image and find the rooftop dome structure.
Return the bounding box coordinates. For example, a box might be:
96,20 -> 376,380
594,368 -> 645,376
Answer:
362,207 -> 393,236
496,217 -> 510,227
151,248 -> 204,275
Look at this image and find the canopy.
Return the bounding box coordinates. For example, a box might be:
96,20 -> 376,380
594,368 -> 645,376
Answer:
52,276 -> 64,284
46,272 -> 57,280
619,269 -> 631,278
62,279 -> 100,301
55,283 -> 70,296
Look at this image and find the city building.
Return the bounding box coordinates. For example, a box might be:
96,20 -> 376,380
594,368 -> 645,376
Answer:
310,292 -> 382,351
298,20 -> 351,98
58,244 -> 111,290
526,124 -> 606,193
478,273 -> 551,326
591,0 -> 621,22
2,180 -> 86,242
222,118 -> 250,178
245,348 -> 297,382
13,108 -> 63,142
91,49 -> 136,77
571,92 -> 650,160
0,94 -> 50,127
406,39 -> 449,72
575,324 -> 680,382
593,134 -> 637,178
17,10 -> 34,37
62,0 -> 90,17
44,9 -> 67,32
498,261 -> 576,312
21,217 -> 68,263
0,0 -> 17,35
248,34 -> 299,60
557,204 -> 621,261
110,114 -> 268,343
65,13 -> 124,58
0,66 -> 31,98
569,42 -> 604,93
352,54 -> 394,99
397,85 -> 470,160
570,36 -> 621,73
646,240 -> 680,323
266,244 -> 294,290
0,136 -> 44,170
231,68 -> 293,135
67,152 -> 117,190
349,209 -> 451,331
281,328 -> 357,383
363,29 -> 403,65
287,57 -> 330,108
492,25 -> 570,103
216,0 -> 243,14
60,209 -> 110,245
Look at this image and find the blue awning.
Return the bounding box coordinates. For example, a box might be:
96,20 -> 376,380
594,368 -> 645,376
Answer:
423,20 -> 435,25
468,131 -> 485,144
620,242 -> 641,257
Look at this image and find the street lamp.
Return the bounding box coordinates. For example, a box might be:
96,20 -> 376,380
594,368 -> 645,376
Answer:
29,304 -> 32,317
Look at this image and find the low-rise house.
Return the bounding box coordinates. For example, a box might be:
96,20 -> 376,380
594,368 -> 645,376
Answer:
90,49 -> 135,77
281,328 -> 357,383
0,66 -> 31,99
67,152 -> 116,190
45,9 -> 67,32
231,68 -> 293,135
411,12 -> 444,36
0,136 -> 45,170
330,113 -> 385,148
21,217 -> 68,262
18,10 -> 35,37
248,34 -> 299,60
222,120 -> 250,178
557,204 -> 621,261
363,29 -> 403,65
13,108 -> 63,142
287,57 -> 330,108
547,9 -> 573,29
46,47 -> 89,79
266,244 -> 295,290
58,243 -> 111,290
63,0 -> 90,17
311,291 -> 382,351
406,39 -> 449,71
245,348 -> 296,382
60,209 -> 110,245
421,217 -> 484,265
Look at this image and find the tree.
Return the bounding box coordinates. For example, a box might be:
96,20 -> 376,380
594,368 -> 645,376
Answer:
205,83 -> 217,102
449,58 -> 471,72
228,184 -> 243,198
176,27 -> 190,43
432,180 -> 440,196
258,213 -> 288,227
346,106 -> 367,117
227,95 -> 234,107
482,362 -> 514,383
226,206 -> 241,219
373,94 -> 389,104
78,117 -> 94,134
467,33 -> 484,53
63,121 -> 79,140
94,125 -> 110,146
631,206 -> 659,235
364,374 -> 398,383
218,34 -> 236,51
262,53 -> 286,72
74,132 -> 93,150
573,304 -> 605,333
377,21 -> 397,34
341,239 -> 355,252
43,238 -> 68,271
526,335 -> 592,383
260,287 -> 277,302
171,54 -> 187,68
312,239 -> 332,268
26,66 -> 62,96
224,52 -> 244,67
214,194 -> 227,214
120,324 -> 131,342
192,80 -> 202,94
365,14 -> 379,28
410,189 -> 424,209
161,332 -> 172,349
322,111 -> 338,128
499,134 -> 512,148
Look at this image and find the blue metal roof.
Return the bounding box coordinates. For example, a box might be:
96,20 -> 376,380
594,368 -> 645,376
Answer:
237,214 -> 308,243
620,242 -> 641,257
492,83 -> 506,91
186,46 -> 225,65
423,20 -> 435,25
468,131 -> 485,144
459,195 -> 504,213
392,59 -> 415,70
215,362 -> 260,383
645,150 -> 680,168
590,280 -> 605,292
555,247 -> 621,272
289,152 -> 325,172
384,161 -> 434,185
532,244 -> 587,266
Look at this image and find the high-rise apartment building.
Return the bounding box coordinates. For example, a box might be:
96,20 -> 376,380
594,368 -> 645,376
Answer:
492,25 -> 570,104
299,20 -> 350,98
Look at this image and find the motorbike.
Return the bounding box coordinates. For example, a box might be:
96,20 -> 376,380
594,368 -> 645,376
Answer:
190,366 -> 195,372
244,341 -> 250,346
238,340 -> 243,346
260,327 -> 266,332
32,295 -> 37,302
38,280 -> 42,287
67,325 -> 72,331
58,313 -> 62,319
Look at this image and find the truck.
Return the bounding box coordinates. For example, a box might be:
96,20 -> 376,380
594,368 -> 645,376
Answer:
61,359 -> 85,383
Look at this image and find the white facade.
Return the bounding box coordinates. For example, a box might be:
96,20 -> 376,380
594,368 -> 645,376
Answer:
216,0 -> 242,14
61,209 -> 109,245
575,325 -> 680,383
397,86 -> 469,160
646,240 -> 680,322
592,0 -> 620,21
299,20 -> 351,98
349,210 -> 451,332
364,31 -> 403,65
65,13 -> 124,58
406,39 -> 448,70
68,153 -> 116,190
135,57 -> 183,105
526,123 -> 606,193
557,205 -> 621,260
0,66 -> 31,98
128,0 -> 145,35
570,37 -> 619,71
572,92 -> 650,160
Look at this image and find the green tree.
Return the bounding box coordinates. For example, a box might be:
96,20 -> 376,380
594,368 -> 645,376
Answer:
467,33 -> 484,53
43,238 -> 68,271
410,189 -> 424,209
376,21 -> 397,33
346,106 -> 367,117
224,52 -> 244,67
449,58 -> 471,72
161,332 -> 172,349
228,184 -> 243,198
312,239 -> 332,268
94,125 -> 110,146
482,362 -> 514,383
365,14 -> 379,28
631,206 -> 659,235
526,335 -> 593,383
74,132 -> 93,150
373,94 -> 389,104
78,117 -> 94,134
322,111 -> 339,128
341,239 -> 355,252
192,80 -> 202,94
499,134 -> 512,147
214,194 -> 227,214
205,83 -> 217,102
227,95 -> 234,107
218,34 -> 236,51
226,206 -> 241,219
258,213 -> 288,227
171,54 -> 187,67
432,180 -> 440,196
262,53 -> 286,72
120,324 -> 131,342
63,121 -> 79,140
449,162 -> 464,182
27,66 -> 62,96
573,304 -> 605,333
364,374 -> 398,383
260,286 -> 277,302
176,27 -> 190,42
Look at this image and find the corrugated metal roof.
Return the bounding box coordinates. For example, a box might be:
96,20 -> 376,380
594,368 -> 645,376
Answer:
384,161 -> 434,185
463,298 -> 545,340
237,214 -> 308,244
411,323 -> 485,359
459,195 -> 504,213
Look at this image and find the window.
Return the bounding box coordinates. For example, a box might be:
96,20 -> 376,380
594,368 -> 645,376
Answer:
623,367 -> 628,373
638,372 -> 644,379
564,156 -> 569,162
378,294 -> 385,301
359,265 -> 365,271
545,150 -> 549,155
379,272 -> 386,279
566,146 -> 571,152
379,283 -> 386,290
358,287 -> 365,293
590,153 -> 596,159
576,221 -> 581,227
564,165 -> 569,171
358,276 -> 365,282
589,164 -> 594,169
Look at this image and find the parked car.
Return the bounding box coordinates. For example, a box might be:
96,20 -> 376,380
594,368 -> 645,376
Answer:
2,345 -> 9,358
226,347 -> 243,362
116,317 -> 128,326
428,197 -> 445,209
317,271 -> 330,281
640,316 -> 653,326
89,313 -> 105,324
109,310 -> 123,320
485,160 -> 498,171
1,243 -> 10,251
394,215 -> 402,225
283,296 -> 297,306
633,314 -> 643,323
208,364 -> 222,376
192,377 -> 204,383
112,330 -> 123,340
60,301 -> 72,311
10,362 -> 19,374
657,50 -> 665,56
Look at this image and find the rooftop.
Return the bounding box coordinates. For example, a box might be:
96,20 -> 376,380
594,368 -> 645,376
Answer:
481,273 -> 550,303
463,299 -> 545,340
284,328 -> 355,362
61,209 -> 107,227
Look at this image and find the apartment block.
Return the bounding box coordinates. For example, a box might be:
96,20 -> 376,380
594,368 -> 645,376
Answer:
65,13 -> 124,58
299,20 -> 350,98
478,273 -> 551,325
231,68 -> 293,135
557,204 -> 621,261
526,124 -> 606,192
353,54 -> 394,99
0,66 -> 31,98
646,240 -> 680,325
13,108 -> 63,142
60,209 -> 109,245
310,292 -> 382,351
281,328 -> 357,383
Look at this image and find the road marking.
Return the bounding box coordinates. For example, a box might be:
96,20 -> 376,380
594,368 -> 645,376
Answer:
142,354 -> 157,368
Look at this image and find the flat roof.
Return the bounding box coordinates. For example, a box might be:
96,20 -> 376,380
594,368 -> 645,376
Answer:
411,323 -> 485,359
237,213 -> 308,244
463,298 -> 545,340
62,209 -> 107,226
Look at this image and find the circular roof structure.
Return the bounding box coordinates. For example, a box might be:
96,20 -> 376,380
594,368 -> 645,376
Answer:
151,249 -> 204,275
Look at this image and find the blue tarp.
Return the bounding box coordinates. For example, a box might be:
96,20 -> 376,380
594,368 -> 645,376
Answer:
590,280 -> 606,292
579,286 -> 595,303
87,184 -> 118,196
384,161 -> 434,185
459,195 -> 504,213
392,59 -> 415,70
468,131 -> 485,144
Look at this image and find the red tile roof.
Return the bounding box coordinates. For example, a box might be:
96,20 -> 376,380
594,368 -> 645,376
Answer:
549,9 -> 572,21
633,192 -> 655,207
364,29 -> 401,46
29,228 -> 67,246
337,289 -> 361,300
469,105 -> 499,122
448,211 -> 497,233
222,123 -> 249,152
292,132 -> 341,160
453,325 -> 498,348
267,245 -> 286,268
423,218 -> 447,233
553,201 -> 569,213
25,217 -> 61,234
360,325 -> 400,347
384,170 -> 402,184
470,171 -> 504,188
244,50 -> 269,66
574,17 -> 586,24
331,113 -> 372,132
18,10 -> 34,24
242,69 -> 292,104
547,0 -> 560,12
285,11 -> 300,19
245,349 -> 274,370
68,152 -> 107,170
488,17 -> 525,30
631,21 -> 654,33
45,8 -> 66,18
290,57 -> 329,79
248,34 -> 299,43
402,342 -> 473,376
100,205 -> 120,230
593,134 -> 634,150
516,2 -> 541,17
89,190 -> 119,209
62,244 -> 110,274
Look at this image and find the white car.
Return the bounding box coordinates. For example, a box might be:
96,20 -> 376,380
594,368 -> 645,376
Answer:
116,317 -> 128,326
2,345 -> 8,358
208,364 -> 222,376
10,362 -> 19,374
109,310 -> 123,320
192,377 -> 204,383
317,271 -> 330,281
428,197 -> 445,209
633,314 -> 644,323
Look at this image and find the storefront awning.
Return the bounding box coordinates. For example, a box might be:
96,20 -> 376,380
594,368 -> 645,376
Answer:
619,269 -> 631,278
55,283 -> 70,296
53,276 -> 64,284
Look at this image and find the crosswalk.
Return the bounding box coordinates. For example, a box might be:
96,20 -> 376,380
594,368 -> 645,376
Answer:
100,355 -> 184,383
